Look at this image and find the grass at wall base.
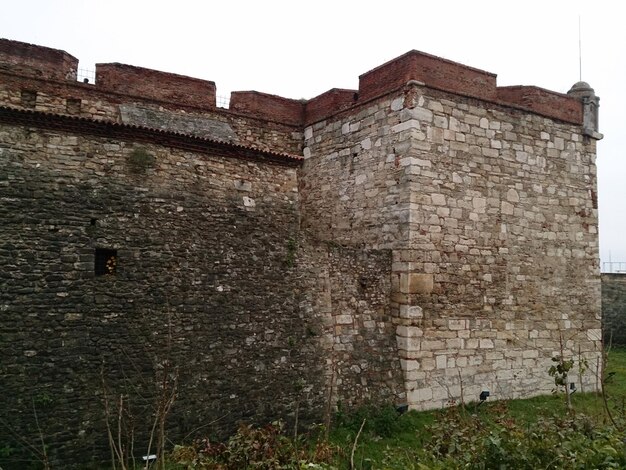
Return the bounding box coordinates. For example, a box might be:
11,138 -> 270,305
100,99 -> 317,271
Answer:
168,348 -> 626,469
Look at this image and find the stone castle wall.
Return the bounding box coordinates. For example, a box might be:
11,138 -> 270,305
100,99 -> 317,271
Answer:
0,38 -> 603,466
300,78 -> 601,408
0,113 -> 403,465
602,273 -> 626,345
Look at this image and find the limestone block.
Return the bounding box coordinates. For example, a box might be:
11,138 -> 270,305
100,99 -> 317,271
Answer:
399,305 -> 423,319
446,338 -> 464,349
400,359 -> 420,371
434,115 -> 448,129
587,329 -> 602,341
64,313 -> 83,321
408,387 -> 433,403
420,340 -> 445,351
335,314 -> 353,325
448,319 -> 468,330
431,194 -> 446,206
554,137 -> 565,150
396,325 -> 424,338
482,148 -> 499,158
485,351 -> 504,360
304,126 -> 313,140
431,127 -> 444,143
506,188 -> 520,202
391,96 -> 404,111
469,355 -> 483,366
522,349 -> 539,359
396,335 -> 421,351
427,100 -> 444,112
465,115 -> 480,125
436,354 -> 447,369
400,273 -> 434,294
401,107 -> 433,123
392,119 -> 420,133
501,201 -> 514,215
473,197 -> 486,212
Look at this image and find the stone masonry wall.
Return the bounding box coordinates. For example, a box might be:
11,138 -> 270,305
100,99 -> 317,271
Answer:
0,120 -> 304,465
394,84 -> 601,407
602,273 -> 626,345
0,37 -> 604,466
0,115 -> 401,466
300,80 -> 602,409
298,238 -> 405,408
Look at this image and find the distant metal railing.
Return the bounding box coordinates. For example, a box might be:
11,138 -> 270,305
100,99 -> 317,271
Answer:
216,94 -> 230,109
602,262 -> 626,273
77,68 -> 96,84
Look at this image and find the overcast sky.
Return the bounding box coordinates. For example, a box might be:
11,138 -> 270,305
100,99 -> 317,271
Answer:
2,0 -> 624,268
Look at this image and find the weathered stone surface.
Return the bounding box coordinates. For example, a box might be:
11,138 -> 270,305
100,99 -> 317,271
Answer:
602,273 -> 626,345
120,105 -> 238,141
299,74 -> 601,412
0,38 -> 603,467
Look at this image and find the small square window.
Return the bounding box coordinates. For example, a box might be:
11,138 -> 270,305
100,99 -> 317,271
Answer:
21,90 -> 37,109
66,98 -> 81,114
95,248 -> 117,276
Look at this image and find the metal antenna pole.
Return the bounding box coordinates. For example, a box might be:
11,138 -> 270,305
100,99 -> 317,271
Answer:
579,15 -> 582,81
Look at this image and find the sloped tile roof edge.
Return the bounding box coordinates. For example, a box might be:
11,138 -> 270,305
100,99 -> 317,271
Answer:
0,105 -> 304,165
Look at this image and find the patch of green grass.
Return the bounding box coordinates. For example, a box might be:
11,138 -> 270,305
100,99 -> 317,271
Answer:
326,348 -> 626,469
607,347 -> 626,390
164,349 -> 626,469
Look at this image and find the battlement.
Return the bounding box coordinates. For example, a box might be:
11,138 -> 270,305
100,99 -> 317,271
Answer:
0,38 -> 585,128
225,48 -> 582,126
497,85 -> 582,124
95,62 -> 217,109
229,91 -> 303,125
358,49 -> 498,101
0,38 -> 78,81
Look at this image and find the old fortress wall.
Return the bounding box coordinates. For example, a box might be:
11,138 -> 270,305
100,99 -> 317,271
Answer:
0,38 -> 603,466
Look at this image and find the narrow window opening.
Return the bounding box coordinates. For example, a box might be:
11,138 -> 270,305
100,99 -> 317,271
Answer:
95,248 -> 117,276
90,218 -> 97,226
21,90 -> 37,109
66,98 -> 81,114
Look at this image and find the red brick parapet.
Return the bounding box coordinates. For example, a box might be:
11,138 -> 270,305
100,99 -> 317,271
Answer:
304,88 -> 358,126
0,38 -> 78,81
497,86 -> 582,125
229,91 -> 304,126
95,63 -> 216,109
0,37 -> 586,129
358,50 -> 498,102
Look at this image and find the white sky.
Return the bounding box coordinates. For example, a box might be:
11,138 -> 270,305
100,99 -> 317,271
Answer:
2,0 -> 624,267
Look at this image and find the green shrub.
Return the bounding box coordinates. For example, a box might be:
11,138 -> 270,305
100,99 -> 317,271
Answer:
335,404 -> 403,438
170,421 -> 339,469
417,404 -> 626,469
